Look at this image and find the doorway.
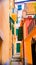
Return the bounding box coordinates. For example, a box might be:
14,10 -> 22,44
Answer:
31,38 -> 36,65
0,37 -> 3,64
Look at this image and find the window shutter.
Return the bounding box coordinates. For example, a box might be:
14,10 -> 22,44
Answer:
18,27 -> 23,41
16,43 -> 20,53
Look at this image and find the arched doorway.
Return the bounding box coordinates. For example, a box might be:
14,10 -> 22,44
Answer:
31,38 -> 36,65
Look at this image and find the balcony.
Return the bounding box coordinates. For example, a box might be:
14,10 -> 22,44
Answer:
28,18 -> 36,34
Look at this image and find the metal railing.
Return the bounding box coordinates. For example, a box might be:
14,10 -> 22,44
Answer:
28,18 -> 36,34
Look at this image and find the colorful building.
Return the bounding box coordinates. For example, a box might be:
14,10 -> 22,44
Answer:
0,0 -> 12,64
20,11 -> 36,65
0,0 -> 36,64
24,22 -> 36,65
10,1 -> 36,65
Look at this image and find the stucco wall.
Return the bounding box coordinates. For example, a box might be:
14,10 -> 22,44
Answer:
0,0 -> 12,64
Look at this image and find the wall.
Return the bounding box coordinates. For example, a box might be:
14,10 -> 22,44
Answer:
24,27 -> 36,64
0,0 -> 12,64
2,0 -> 10,63
9,30 -> 12,59
26,2 -> 36,15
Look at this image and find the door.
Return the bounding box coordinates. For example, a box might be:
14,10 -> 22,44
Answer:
31,39 -> 36,65
0,37 -> 3,64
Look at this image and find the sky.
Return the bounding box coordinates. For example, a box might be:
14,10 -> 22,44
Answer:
15,0 -> 28,2
15,0 -> 36,2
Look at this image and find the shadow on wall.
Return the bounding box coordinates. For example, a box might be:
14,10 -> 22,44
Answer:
0,37 -> 3,65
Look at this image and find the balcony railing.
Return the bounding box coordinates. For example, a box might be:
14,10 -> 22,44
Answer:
28,18 -> 36,34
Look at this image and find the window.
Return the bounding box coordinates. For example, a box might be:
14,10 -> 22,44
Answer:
18,5 -> 22,10
12,8 -> 14,13
16,29 -> 18,36
18,27 -> 23,41
16,43 -> 20,53
9,16 -> 14,30
12,25 -> 14,34
9,16 -> 14,24
34,15 -> 36,19
16,20 -> 18,23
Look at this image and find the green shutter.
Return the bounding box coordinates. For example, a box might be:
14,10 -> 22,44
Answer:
16,43 -> 20,53
9,16 -> 14,24
16,29 -> 18,36
12,25 -> 14,34
34,15 -> 36,19
18,27 -> 23,41
9,16 -> 14,30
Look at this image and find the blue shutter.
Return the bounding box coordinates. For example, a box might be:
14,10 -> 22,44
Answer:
18,5 -> 22,10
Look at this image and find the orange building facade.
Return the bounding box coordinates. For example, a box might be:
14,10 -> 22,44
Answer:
0,0 -> 12,64
20,17 -> 36,65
